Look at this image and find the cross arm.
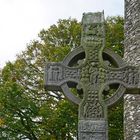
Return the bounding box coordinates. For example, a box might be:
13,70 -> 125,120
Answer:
44,62 -> 81,91
105,65 -> 140,90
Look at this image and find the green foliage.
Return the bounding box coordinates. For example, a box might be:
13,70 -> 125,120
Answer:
105,16 -> 124,139
39,19 -> 81,62
105,16 -> 124,56
39,100 -> 78,140
0,17 -> 124,139
108,102 -> 124,140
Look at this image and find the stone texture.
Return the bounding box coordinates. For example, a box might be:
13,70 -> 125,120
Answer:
124,0 -> 140,139
78,120 -> 108,140
45,1 -> 140,138
124,0 -> 140,65
124,95 -> 140,140
45,10 -> 140,139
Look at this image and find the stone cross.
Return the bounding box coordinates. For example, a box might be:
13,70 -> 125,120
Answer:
45,12 -> 140,140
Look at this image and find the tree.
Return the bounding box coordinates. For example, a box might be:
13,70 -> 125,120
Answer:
105,16 -> 124,56
0,16 -> 124,139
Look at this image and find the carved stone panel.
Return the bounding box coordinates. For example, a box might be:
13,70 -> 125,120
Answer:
78,120 -> 108,140
45,62 -> 80,90
105,66 -> 140,88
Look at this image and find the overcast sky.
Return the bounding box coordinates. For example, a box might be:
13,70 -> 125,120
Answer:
0,0 -> 124,68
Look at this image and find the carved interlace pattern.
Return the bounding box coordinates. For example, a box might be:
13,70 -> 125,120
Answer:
79,18 -> 105,118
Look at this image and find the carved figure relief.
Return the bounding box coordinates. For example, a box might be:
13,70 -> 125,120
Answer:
48,65 -> 62,81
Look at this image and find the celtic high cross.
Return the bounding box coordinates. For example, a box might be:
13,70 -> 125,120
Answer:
45,12 -> 140,140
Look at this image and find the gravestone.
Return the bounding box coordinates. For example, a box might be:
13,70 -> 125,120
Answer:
124,0 -> 140,139
45,11 -> 140,139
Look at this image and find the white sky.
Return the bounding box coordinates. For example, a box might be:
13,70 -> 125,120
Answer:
0,0 -> 124,68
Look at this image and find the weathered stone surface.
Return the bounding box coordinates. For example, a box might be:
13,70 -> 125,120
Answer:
45,62 -> 80,90
124,94 -> 140,140
124,0 -> 140,139
45,10 -> 140,139
78,120 -> 108,140
124,0 -> 140,65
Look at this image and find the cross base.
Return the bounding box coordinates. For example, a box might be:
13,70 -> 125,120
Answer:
78,120 -> 108,140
